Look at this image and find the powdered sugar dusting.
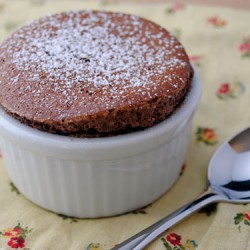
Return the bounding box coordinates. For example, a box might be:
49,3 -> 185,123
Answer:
0,10 -> 190,119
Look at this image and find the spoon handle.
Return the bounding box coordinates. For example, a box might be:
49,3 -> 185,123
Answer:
111,187 -> 228,250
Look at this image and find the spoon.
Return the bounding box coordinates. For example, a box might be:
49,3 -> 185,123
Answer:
111,127 -> 250,250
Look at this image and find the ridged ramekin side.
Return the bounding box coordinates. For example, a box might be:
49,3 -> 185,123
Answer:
0,117 -> 191,218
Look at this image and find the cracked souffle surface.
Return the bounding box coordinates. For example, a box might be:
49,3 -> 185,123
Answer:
0,10 -> 193,137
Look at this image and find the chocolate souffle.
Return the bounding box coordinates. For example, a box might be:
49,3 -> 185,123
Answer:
0,10 -> 193,137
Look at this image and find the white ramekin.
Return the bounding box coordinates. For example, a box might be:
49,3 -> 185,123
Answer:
0,67 -> 201,218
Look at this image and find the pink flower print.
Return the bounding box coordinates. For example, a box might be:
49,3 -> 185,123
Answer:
218,83 -> 230,95
239,42 -> 250,53
173,3 -> 184,11
216,81 -> 245,100
189,55 -> 203,67
239,35 -> 250,57
166,3 -> 185,14
207,16 -> 227,27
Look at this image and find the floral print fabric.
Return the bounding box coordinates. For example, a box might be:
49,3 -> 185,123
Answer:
0,222 -> 32,249
0,1 -> 250,249
162,232 -> 198,249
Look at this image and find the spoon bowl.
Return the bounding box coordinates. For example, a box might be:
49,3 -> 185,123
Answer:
112,127 -> 250,250
209,127 -> 250,201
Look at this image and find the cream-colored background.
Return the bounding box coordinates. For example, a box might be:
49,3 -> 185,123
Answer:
0,1 -> 250,250
120,0 -> 250,9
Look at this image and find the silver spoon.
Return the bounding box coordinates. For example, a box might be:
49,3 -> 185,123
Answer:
111,127 -> 250,250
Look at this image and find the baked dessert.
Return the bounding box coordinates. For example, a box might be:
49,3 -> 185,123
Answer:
0,10 -> 193,137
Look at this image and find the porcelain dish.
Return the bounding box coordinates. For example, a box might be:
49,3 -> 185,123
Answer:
0,67 -> 201,218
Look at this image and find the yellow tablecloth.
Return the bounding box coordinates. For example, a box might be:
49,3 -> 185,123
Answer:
0,1 -> 250,249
